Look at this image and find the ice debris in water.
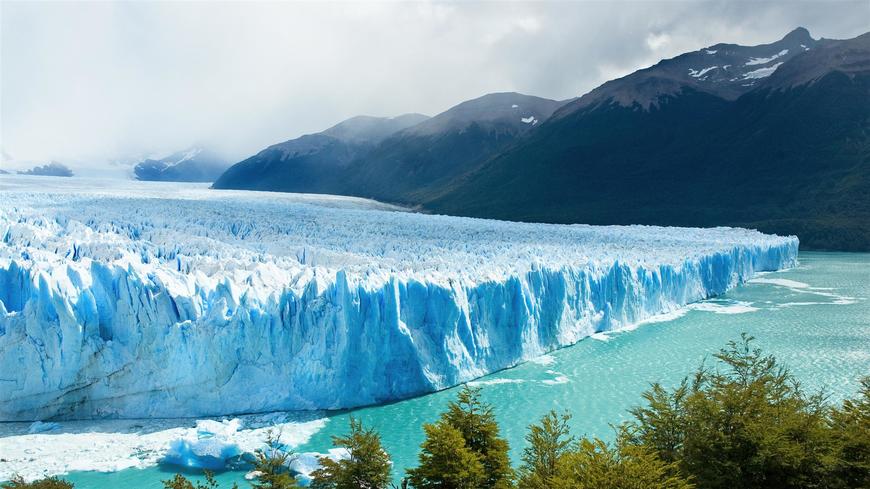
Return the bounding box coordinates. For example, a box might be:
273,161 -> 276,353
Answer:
162,419 -> 244,470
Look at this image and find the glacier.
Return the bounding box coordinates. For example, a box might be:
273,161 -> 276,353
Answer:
0,176 -> 799,420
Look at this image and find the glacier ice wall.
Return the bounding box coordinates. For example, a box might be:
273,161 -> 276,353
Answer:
0,177 -> 799,420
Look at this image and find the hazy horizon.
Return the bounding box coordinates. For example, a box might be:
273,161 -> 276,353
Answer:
2,0 -> 868,174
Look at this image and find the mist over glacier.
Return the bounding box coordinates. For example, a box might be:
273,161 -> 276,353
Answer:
0,177 -> 798,420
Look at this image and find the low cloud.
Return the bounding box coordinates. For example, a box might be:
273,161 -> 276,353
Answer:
1,0 -> 867,171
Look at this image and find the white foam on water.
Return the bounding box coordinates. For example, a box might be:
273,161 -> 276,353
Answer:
690,301 -> 759,314
541,370 -> 570,385
467,378 -> 527,387
750,277 -> 859,305
527,354 -> 556,366
749,277 -> 811,288
541,375 -> 570,386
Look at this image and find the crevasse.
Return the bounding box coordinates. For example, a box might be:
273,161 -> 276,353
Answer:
0,178 -> 798,420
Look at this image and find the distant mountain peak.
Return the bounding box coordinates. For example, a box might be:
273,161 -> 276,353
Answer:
405,92 -> 565,136
17,161 -> 74,177
783,26 -> 813,43
559,27 -> 822,114
134,147 -> 228,183
320,113 -> 430,144
760,29 -> 870,90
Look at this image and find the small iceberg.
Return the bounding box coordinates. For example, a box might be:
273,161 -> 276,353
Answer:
162,419 -> 244,470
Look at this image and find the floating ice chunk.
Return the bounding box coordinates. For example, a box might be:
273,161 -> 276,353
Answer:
162,419 -> 245,469
521,116 -> 535,123
589,332 -> 611,341
290,449 -> 350,484
705,49 -> 718,54
197,419 -> 243,438
290,453 -> 323,478
162,438 -> 242,470
511,104 -> 519,108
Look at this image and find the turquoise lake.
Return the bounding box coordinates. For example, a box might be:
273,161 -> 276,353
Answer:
4,251 -> 868,488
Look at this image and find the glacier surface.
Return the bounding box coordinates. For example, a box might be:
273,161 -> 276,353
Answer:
0,176 -> 798,420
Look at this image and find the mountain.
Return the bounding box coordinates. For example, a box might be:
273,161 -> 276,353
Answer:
427,29 -> 870,251
17,161 -> 74,177
212,113 -> 429,193
134,148 -> 229,182
214,93 -> 566,203
341,92 -> 567,203
563,27 -> 818,112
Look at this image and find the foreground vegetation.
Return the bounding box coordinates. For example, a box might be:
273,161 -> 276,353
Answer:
5,336 -> 868,489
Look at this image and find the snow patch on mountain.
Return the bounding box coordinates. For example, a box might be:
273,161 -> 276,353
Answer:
745,49 -> 789,66
743,62 -> 785,79
164,148 -> 204,168
688,66 -> 718,78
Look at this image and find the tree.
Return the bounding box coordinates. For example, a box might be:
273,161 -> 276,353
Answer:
628,380 -> 688,464
250,431 -> 299,489
1,476 -> 74,489
627,334 -> 833,489
406,420 -> 485,489
828,376 -> 870,488
309,417 -> 392,489
162,471 -> 235,489
439,386 -> 514,489
549,436 -> 692,489
517,410 -> 573,489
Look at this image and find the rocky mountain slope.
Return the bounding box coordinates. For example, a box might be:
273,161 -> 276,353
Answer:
428,29 -> 870,250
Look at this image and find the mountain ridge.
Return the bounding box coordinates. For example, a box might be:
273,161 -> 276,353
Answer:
213,28 -> 870,250
212,93 -> 567,201
427,29 -> 870,250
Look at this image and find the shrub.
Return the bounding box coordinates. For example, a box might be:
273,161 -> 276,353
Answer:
310,417 -> 391,489
1,476 -> 74,489
627,334 -> 834,489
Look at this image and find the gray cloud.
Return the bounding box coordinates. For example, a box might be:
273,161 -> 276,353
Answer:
2,0 -> 867,173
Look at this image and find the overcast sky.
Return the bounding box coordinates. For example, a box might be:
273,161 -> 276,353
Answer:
2,0 -> 868,172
